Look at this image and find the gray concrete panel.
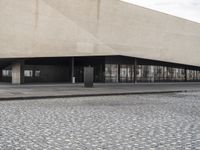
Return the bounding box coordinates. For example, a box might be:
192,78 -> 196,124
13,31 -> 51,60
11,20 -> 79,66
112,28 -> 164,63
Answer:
84,67 -> 94,87
0,0 -> 200,67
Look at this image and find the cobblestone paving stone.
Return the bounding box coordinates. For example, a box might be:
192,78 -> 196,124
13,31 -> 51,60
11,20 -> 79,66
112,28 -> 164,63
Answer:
0,92 -> 200,150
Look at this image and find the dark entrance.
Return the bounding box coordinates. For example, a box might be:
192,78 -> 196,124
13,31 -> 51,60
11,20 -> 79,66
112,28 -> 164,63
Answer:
74,57 -> 105,83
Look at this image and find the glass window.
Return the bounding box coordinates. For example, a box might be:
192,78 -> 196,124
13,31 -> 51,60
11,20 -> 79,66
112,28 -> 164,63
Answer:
105,64 -> 111,82
119,65 -> 133,83
120,65 -> 127,83
111,64 -> 118,83
2,70 -> 12,77
35,70 -> 41,77
187,70 -> 196,81
159,66 -> 164,81
154,66 -> 163,82
137,65 -> 142,78
142,65 -> 149,79
132,65 -> 135,81
197,71 -> 200,80
181,69 -> 185,81
163,67 -> 168,80
177,68 -> 185,81
194,70 -> 197,80
105,64 -> 118,83
127,65 -> 132,82
154,66 -> 159,81
167,67 -> 172,80
137,65 -> 150,82
24,70 -> 33,77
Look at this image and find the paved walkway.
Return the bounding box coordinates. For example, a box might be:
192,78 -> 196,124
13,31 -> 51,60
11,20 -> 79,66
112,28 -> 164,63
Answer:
1,92 -> 200,149
1,82 -> 200,100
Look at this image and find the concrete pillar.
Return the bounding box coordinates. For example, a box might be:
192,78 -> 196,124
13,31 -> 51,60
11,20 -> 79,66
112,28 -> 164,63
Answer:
12,61 -> 24,84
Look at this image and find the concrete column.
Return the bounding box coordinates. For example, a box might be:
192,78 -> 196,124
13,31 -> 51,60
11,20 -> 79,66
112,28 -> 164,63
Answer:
12,61 -> 24,84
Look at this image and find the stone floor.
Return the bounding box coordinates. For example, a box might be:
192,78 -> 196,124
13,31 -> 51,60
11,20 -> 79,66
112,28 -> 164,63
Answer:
0,92 -> 200,150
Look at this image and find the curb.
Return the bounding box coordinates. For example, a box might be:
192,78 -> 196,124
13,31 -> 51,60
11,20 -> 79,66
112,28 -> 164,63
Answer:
0,90 -> 188,101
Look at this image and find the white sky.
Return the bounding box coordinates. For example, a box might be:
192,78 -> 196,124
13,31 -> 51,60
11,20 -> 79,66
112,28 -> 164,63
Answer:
121,0 -> 200,23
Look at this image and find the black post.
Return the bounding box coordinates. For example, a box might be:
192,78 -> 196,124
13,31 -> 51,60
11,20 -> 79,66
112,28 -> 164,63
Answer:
118,64 -> 120,83
185,67 -> 187,82
71,57 -> 75,83
134,58 -> 137,84
0,67 -> 2,82
163,66 -> 165,82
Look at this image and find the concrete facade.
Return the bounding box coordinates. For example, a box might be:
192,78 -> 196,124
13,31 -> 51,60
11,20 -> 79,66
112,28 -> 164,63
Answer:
0,0 -> 200,66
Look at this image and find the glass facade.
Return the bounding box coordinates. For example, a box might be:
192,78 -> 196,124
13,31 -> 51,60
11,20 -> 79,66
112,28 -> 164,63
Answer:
120,65 -> 133,83
105,64 -> 135,83
187,70 -> 200,81
1,56 -> 200,84
105,64 -> 200,83
137,65 -> 150,82
105,64 -> 118,83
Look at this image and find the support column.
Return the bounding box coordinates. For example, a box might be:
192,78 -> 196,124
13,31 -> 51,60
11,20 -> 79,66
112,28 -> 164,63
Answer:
71,57 -> 75,83
134,58 -> 137,83
12,61 -> 24,84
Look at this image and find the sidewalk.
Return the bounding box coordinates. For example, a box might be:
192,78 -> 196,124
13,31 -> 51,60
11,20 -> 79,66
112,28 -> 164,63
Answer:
0,82 -> 200,100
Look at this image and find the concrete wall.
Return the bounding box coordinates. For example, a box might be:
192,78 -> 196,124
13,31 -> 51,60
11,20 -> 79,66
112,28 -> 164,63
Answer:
0,0 -> 200,66
12,62 -> 24,84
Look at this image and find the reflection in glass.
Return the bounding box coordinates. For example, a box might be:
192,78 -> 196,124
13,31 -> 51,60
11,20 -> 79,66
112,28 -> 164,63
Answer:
120,65 -> 127,83
24,70 -> 33,77
111,64 -> 118,83
105,64 -> 118,83
2,70 -> 12,77
105,63 -> 200,83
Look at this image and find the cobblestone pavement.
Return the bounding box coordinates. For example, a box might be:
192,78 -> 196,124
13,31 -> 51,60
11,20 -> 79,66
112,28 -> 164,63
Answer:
0,92 -> 200,150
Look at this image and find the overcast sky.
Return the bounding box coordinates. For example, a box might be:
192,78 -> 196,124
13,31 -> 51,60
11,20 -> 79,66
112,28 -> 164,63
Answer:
121,0 -> 200,23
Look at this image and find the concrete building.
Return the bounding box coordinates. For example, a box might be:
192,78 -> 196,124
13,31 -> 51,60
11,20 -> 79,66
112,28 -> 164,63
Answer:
0,0 -> 200,84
